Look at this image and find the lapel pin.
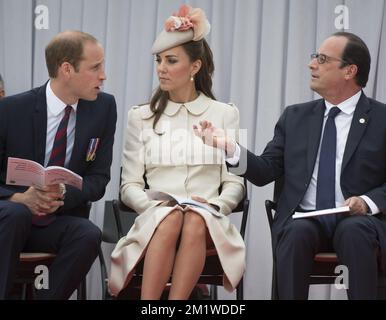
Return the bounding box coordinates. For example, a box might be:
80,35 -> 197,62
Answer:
359,118 -> 366,124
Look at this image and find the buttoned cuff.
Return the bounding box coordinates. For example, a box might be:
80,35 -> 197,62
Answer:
360,195 -> 380,215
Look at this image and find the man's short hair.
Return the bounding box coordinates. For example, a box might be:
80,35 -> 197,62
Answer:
45,30 -> 98,78
333,32 -> 371,88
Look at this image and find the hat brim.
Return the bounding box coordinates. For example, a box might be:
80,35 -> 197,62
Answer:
151,29 -> 194,54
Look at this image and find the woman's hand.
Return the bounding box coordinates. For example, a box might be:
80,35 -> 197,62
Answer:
191,195 -> 220,211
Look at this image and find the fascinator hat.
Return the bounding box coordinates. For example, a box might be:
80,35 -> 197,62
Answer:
151,4 -> 211,54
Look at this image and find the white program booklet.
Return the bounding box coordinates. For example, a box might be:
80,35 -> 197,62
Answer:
145,190 -> 222,217
292,206 -> 351,219
6,157 -> 83,190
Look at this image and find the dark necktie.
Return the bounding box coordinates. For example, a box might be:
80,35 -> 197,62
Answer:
32,105 -> 72,227
47,105 -> 72,167
316,106 -> 341,237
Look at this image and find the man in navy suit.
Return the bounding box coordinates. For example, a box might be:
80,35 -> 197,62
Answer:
195,32 -> 386,299
0,31 -> 117,299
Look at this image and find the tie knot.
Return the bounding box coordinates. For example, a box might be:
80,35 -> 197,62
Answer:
65,105 -> 72,115
328,106 -> 341,119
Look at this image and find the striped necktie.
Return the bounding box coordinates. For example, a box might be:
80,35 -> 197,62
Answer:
32,105 -> 72,227
47,105 -> 72,167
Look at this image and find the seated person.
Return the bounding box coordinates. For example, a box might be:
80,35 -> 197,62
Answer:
194,32 -> 386,300
109,5 -> 245,300
0,31 -> 117,299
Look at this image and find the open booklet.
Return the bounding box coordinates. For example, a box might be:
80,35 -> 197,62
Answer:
145,190 -> 222,217
6,157 -> 83,190
292,206 -> 351,219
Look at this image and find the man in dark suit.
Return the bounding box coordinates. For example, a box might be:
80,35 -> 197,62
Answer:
194,32 -> 386,299
0,30 -> 117,299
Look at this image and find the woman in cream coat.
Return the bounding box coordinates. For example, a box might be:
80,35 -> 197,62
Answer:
109,5 -> 245,300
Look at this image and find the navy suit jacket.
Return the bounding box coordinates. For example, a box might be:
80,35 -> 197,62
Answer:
0,83 -> 117,218
236,92 -> 386,266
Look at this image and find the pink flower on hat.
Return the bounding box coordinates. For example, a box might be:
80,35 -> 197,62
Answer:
164,4 -> 209,41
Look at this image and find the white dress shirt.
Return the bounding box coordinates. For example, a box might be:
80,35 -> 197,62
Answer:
228,90 -> 379,214
45,81 -> 77,168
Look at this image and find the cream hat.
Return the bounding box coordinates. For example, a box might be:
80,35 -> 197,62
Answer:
151,5 -> 211,54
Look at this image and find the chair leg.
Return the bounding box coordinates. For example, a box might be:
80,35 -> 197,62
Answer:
236,278 -> 243,300
209,285 -> 218,300
21,283 -> 27,300
98,245 -> 114,300
271,260 -> 279,300
30,283 -> 37,300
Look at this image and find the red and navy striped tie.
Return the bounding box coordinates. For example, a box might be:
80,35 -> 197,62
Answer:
48,105 -> 72,167
32,105 -> 72,227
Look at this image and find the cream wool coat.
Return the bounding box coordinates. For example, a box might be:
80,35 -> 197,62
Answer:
109,93 -> 245,296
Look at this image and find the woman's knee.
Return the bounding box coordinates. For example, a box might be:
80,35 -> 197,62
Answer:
156,210 -> 183,238
181,212 -> 206,239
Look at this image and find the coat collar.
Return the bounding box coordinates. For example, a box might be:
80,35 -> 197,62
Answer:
164,92 -> 211,116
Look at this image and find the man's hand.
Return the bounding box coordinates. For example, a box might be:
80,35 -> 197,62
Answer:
193,120 -> 236,156
9,184 -> 65,215
344,197 -> 370,215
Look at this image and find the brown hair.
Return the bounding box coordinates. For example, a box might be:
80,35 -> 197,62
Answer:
45,30 -> 98,78
150,39 -> 216,132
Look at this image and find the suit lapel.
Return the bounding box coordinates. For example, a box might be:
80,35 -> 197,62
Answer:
33,85 -> 48,165
341,92 -> 370,171
307,100 -> 325,178
69,100 -> 89,170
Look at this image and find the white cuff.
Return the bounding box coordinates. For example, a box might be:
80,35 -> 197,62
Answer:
225,143 -> 241,165
360,195 -> 380,215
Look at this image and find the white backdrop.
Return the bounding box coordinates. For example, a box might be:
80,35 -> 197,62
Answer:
1,0 -> 385,299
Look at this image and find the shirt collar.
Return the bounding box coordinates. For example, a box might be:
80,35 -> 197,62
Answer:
324,90 -> 362,117
164,92 -> 211,116
46,80 -> 78,115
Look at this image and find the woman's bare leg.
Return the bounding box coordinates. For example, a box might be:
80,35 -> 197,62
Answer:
141,210 -> 183,299
168,211 -> 207,300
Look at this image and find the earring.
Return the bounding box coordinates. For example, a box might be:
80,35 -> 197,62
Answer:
190,75 -> 194,82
